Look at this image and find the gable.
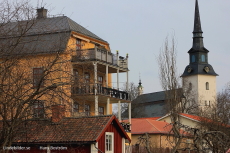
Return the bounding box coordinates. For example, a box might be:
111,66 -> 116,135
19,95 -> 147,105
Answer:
157,114 -> 200,128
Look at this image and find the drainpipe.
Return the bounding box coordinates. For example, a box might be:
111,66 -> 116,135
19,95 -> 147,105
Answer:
94,143 -> 104,153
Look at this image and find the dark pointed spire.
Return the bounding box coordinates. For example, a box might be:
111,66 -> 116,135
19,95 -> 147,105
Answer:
181,0 -> 218,77
193,0 -> 203,33
191,0 -> 204,50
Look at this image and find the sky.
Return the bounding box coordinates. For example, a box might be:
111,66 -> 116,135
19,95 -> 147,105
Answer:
31,0 -> 230,94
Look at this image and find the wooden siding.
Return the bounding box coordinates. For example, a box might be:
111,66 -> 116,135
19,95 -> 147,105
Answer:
97,120 -> 123,153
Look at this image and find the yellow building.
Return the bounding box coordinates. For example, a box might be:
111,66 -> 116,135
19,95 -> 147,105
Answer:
0,7 -> 131,122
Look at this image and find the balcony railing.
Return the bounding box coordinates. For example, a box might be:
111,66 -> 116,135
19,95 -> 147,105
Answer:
72,84 -> 129,100
72,48 -> 128,69
120,122 -> 131,132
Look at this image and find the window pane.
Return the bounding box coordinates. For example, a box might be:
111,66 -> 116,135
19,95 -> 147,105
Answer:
33,68 -> 44,87
105,133 -> 113,151
33,100 -> 44,118
73,102 -> 79,112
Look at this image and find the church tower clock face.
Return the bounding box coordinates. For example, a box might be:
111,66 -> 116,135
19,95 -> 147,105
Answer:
181,0 -> 218,110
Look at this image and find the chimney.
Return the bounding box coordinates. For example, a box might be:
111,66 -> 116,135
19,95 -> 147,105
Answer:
51,104 -> 65,122
37,7 -> 47,19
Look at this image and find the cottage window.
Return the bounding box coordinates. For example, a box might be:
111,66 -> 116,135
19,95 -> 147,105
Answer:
76,39 -> 81,50
105,132 -> 114,153
99,107 -> 104,115
33,68 -> 44,87
73,102 -> 79,112
33,100 -> 44,118
85,104 -> 90,116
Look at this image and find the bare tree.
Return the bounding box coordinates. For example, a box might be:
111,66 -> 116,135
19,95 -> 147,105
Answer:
0,1 -> 74,151
157,33 -> 230,152
157,35 -> 185,153
193,83 -> 230,153
118,82 -> 145,119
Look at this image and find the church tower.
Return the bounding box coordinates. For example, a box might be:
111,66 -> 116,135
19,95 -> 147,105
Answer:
138,79 -> 144,96
181,0 -> 218,109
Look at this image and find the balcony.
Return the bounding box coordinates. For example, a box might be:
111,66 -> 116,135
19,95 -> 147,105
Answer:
72,48 -> 128,73
120,122 -> 131,132
72,84 -> 129,102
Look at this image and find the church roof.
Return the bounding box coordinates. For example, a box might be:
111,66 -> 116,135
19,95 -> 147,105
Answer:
134,91 -> 165,103
181,63 -> 218,77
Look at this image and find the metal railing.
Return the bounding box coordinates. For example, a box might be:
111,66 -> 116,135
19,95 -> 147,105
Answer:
72,83 -> 129,100
72,48 -> 128,69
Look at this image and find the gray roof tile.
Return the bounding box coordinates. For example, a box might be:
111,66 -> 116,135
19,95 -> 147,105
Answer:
0,16 -> 107,55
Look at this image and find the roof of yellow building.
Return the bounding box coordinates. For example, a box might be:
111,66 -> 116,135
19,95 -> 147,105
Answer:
129,118 -> 172,135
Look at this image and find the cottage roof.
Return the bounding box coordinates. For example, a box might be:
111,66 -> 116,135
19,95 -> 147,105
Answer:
10,115 -> 130,144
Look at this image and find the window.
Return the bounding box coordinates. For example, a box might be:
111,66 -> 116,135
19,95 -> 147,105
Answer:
33,68 -> 44,87
98,76 -> 103,93
189,83 -> 192,90
98,76 -> 103,84
201,55 -> 205,62
84,73 -> 90,93
76,39 -> 81,50
84,73 -> 90,83
191,55 -> 195,63
85,104 -> 90,116
105,132 -> 114,153
205,100 -> 207,106
73,69 -> 78,80
33,100 -> 44,118
73,102 -> 79,112
99,107 -> 104,115
206,82 -> 209,90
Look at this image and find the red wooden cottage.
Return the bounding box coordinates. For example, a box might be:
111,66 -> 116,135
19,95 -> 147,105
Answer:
8,115 -> 131,153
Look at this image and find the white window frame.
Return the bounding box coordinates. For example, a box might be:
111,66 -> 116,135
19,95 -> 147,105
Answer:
105,132 -> 114,153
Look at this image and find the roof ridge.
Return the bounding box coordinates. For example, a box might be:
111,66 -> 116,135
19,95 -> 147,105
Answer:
64,115 -> 112,119
65,16 -> 72,31
145,119 -> 161,132
66,17 -> 107,43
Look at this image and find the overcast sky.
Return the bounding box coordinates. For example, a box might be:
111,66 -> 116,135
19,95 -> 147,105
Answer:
31,0 -> 230,94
